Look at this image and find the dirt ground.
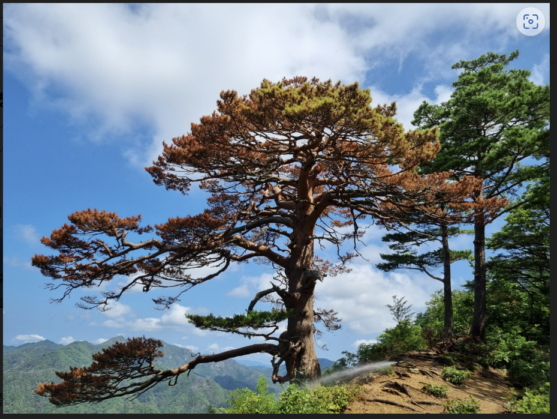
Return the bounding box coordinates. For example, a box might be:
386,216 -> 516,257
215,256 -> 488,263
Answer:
342,351 -> 514,414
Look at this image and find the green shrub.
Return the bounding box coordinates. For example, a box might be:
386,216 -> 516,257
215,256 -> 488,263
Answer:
422,384 -> 448,398
369,319 -> 428,360
444,396 -> 480,413
483,327 -> 537,368
508,358 -> 550,389
277,383 -> 361,414
334,320 -> 427,368
219,376 -> 362,414
442,366 -> 473,384
219,376 -> 278,414
508,383 -> 550,414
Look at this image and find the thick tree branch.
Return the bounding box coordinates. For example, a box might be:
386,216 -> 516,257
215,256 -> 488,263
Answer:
35,338 -> 278,406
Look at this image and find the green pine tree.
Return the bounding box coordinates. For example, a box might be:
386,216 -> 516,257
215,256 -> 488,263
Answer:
412,50 -> 550,339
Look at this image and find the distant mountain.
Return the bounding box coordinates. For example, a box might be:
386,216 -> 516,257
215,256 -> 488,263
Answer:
3,336 -> 282,414
243,357 -> 336,381
3,339 -> 62,356
319,358 -> 335,369
236,359 -> 270,368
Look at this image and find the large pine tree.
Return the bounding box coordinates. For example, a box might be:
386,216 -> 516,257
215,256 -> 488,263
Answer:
32,77 -> 480,405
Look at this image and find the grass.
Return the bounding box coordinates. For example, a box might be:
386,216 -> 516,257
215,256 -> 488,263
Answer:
442,366 -> 473,384
444,395 -> 480,413
422,383 -> 448,398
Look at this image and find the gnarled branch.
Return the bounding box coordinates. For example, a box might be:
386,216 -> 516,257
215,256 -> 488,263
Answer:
35,337 -> 278,406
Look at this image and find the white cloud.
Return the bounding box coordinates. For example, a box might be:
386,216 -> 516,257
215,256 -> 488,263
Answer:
3,4 -> 365,168
354,339 -> 377,348
93,338 -> 109,344
101,300 -> 134,319
206,343 -> 236,354
529,53 -> 550,86
100,303 -> 210,336
59,336 -> 75,345
13,334 -> 46,343
5,3 -> 542,169
185,345 -> 199,354
316,262 -> 439,335
3,255 -> 33,270
227,272 -> 276,299
368,82 -> 453,131
13,224 -> 41,246
227,284 -> 251,298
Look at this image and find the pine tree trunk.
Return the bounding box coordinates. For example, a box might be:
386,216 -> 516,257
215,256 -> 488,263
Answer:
441,224 -> 454,338
286,274 -> 321,381
283,229 -> 321,382
471,211 -> 487,340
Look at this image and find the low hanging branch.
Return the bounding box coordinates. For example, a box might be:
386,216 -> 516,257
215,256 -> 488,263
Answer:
35,337 -> 278,406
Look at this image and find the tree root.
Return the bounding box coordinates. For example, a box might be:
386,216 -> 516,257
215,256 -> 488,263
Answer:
383,381 -> 414,398
418,368 -> 434,378
382,388 -> 404,397
366,398 -> 420,412
409,400 -> 425,410
413,399 -> 444,406
395,370 -> 411,379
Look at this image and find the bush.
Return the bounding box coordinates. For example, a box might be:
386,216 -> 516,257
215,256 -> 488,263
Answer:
508,383 -> 550,414
369,319 -> 427,360
333,320 -> 427,369
422,384 -> 448,398
277,383 -> 361,414
442,366 -> 472,384
508,358 -> 550,389
484,327 -> 538,368
481,327 -> 550,389
218,376 -> 362,414
218,376 -> 278,414
444,396 -> 480,413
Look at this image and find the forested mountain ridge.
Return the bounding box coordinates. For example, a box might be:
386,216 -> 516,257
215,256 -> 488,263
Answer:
3,336 -> 297,414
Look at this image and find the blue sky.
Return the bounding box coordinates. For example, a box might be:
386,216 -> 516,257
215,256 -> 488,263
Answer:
3,4 -> 549,364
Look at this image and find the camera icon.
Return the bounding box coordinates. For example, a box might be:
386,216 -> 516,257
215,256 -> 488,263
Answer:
522,14 -> 539,30
516,8 -> 545,36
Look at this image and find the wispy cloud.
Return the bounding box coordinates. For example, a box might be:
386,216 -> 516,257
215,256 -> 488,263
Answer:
354,339 -> 377,348
3,255 -> 34,270
206,343 -> 235,354
529,53 -> 550,85
227,272 -> 276,299
59,336 -> 75,345
101,300 -> 134,319
13,334 -> 46,344
13,224 -> 40,246
100,303 -> 210,336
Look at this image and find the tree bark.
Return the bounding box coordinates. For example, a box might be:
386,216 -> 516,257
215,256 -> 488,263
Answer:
282,223 -> 321,382
471,209 -> 487,340
441,224 -> 454,338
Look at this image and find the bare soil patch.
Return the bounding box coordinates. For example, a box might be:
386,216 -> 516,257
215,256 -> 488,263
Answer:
342,351 -> 513,414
